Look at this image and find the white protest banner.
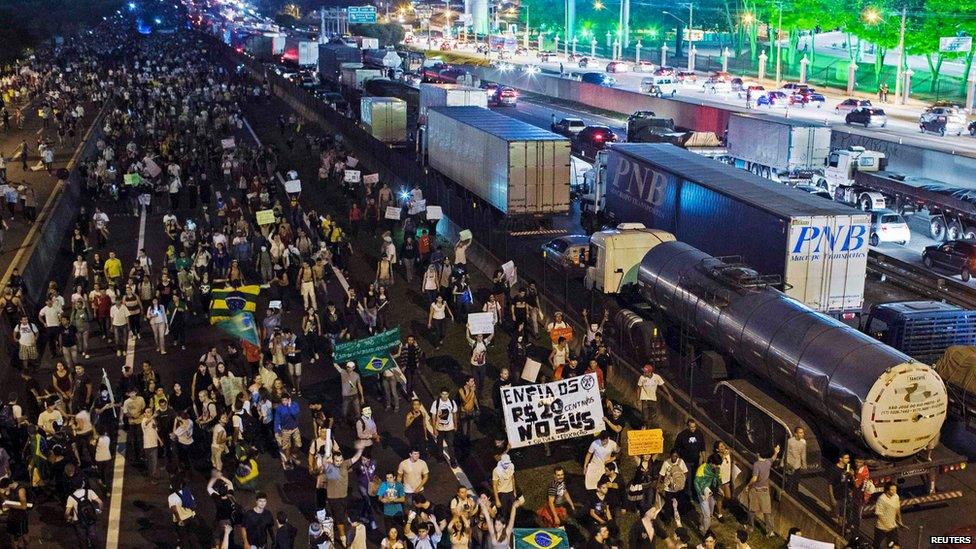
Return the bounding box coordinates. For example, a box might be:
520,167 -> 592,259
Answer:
501,260 -> 517,286
408,199 -> 426,215
346,156 -> 359,168
284,179 -> 302,193
144,158 -> 161,178
385,206 -> 402,220
426,205 -> 443,220
788,536 -> 835,549
344,170 -> 361,183
501,373 -> 604,448
521,358 -> 542,383
467,312 -> 494,335
221,137 -> 236,149
363,173 -> 379,185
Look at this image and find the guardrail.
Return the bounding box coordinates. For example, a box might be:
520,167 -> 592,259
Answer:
867,250 -> 976,309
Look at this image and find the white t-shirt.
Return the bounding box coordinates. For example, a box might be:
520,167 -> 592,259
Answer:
638,373 -> 665,401
65,488 -> 101,522
14,323 -> 37,346
167,491 -> 195,522
95,435 -> 112,462
39,305 -> 60,328
397,458 -> 429,493
430,399 -> 457,431
142,417 -> 160,449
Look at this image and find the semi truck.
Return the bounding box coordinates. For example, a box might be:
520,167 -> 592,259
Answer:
625,112 -> 726,158
862,301 -> 976,363
726,113 -> 831,183
360,97 -> 408,143
282,37 -> 319,66
424,106 -> 571,217
363,48 -> 403,70
363,79 -> 419,123
340,66 -> 384,91
318,42 -> 362,83
418,83 -> 487,122
584,143 -> 869,316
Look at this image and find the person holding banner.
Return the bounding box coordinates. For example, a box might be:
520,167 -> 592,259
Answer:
584,431 -> 620,491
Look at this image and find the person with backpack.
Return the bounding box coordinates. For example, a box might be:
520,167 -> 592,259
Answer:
64,478 -> 102,548
168,477 -> 208,548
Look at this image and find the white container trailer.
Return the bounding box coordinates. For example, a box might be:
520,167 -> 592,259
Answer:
427,106 -> 571,216
340,67 -> 384,91
418,83 -> 487,122
361,97 -> 408,143
726,113 -> 832,183
298,41 -> 319,66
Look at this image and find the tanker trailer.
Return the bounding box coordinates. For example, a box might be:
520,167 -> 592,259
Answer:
637,240 -> 947,459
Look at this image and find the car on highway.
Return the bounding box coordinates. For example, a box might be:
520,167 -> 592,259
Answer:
845,107 -> 888,128
710,71 -> 732,81
580,72 -> 616,87
756,91 -> 789,107
550,117 -> 586,137
572,126 -> 619,160
653,66 -> 677,77
794,183 -> 834,200
922,239 -> 976,281
640,76 -> 678,96
402,72 -> 422,87
633,61 -> 657,72
834,98 -> 873,113
779,82 -> 813,94
702,78 -> 732,94
541,235 -> 591,272
789,90 -> 825,108
920,106 -> 967,136
318,91 -> 349,112
736,82 -> 765,97
538,51 -> 562,62
869,209 -> 911,246
494,86 -> 518,106
606,61 -> 632,73
675,70 -> 697,83
968,120 -> 976,136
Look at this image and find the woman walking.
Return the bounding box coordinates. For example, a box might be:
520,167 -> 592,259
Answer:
146,298 -> 167,354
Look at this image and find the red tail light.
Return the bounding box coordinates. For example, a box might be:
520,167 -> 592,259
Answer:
593,133 -> 604,142
939,116 -> 947,122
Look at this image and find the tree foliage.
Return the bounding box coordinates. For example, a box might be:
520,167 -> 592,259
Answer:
0,0 -> 123,63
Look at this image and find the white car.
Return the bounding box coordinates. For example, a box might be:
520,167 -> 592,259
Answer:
870,209 -> 911,246
835,98 -> 873,114
702,79 -> 732,94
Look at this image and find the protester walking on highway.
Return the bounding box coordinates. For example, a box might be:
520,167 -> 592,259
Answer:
746,444 -> 780,536
873,483 -> 903,549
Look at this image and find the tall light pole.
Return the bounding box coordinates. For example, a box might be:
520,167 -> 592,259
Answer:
662,8 -> 692,62
774,3 -> 783,87
894,3 -> 907,101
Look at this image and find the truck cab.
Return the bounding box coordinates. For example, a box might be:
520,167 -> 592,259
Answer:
863,301 -> 976,363
815,147 -> 886,195
583,224 -> 676,293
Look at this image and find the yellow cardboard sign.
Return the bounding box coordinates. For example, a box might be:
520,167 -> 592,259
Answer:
628,428 -> 664,456
256,209 -> 276,226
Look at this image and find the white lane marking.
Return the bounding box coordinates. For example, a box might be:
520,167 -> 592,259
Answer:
105,207 -> 146,549
243,116 -> 261,147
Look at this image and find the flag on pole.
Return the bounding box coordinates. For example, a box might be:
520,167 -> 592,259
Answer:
333,327 -> 401,376
216,312 -> 260,346
209,285 -> 260,323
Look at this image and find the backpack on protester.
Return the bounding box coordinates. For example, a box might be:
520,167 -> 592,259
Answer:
73,491 -> 98,526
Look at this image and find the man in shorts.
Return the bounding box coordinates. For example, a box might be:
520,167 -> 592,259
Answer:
273,393 -> 301,470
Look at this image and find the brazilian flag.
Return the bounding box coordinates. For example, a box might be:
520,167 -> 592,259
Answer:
216,312 -> 260,346
210,285 -> 260,324
514,529 -> 570,549
334,327 -> 401,376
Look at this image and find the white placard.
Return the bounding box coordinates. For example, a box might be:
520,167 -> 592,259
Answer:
408,199 -> 426,215
521,358 -> 542,383
144,158 -> 161,178
788,535 -> 835,549
284,179 -> 302,193
363,173 -> 379,185
426,205 -> 443,220
467,312 -> 495,336
343,170 -> 361,183
346,156 -> 359,168
221,137 -> 236,149
501,373 -> 605,448
385,206 -> 402,220
269,300 -> 283,309
501,260 -> 517,286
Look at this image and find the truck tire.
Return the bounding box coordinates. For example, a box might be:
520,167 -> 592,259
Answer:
965,226 -> 976,240
948,220 -> 964,241
963,269 -> 972,283
870,233 -> 880,246
859,196 -> 873,211
930,218 -> 947,240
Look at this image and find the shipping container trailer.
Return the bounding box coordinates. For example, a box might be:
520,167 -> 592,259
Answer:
418,83 -> 488,122
426,106 -> 571,216
600,143 -> 869,314
318,43 -> 362,83
340,67 -> 384,91
360,97 -> 408,143
726,113 -> 832,182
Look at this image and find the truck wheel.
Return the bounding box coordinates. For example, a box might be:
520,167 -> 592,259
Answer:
859,196 -> 873,211
965,226 -> 976,240
948,220 -> 964,241
940,127 -> 946,137
870,233 -> 879,246
930,218 -> 947,240
924,255 -> 934,268
963,269 -> 972,283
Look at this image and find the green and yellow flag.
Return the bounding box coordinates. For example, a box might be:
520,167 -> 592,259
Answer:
334,327 -> 401,376
216,312 -> 260,346
514,529 -> 570,549
210,285 -> 260,324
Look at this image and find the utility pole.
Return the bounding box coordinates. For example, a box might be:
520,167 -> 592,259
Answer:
774,3 -> 783,87
894,3 -> 907,101
684,3 -> 694,67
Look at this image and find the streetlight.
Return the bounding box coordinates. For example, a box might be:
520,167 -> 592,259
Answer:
862,4 -> 907,101
662,5 -> 694,69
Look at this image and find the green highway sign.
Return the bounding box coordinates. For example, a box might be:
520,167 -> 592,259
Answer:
348,6 -> 377,24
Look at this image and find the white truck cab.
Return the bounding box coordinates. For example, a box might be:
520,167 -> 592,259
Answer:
814,147 -> 886,195
584,224 -> 676,293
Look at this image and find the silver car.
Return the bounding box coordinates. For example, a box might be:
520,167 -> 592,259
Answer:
541,235 -> 591,272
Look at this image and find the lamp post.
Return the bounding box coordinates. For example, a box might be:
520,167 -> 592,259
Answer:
522,5 -> 529,50
774,2 -> 783,88
662,5 -> 694,68
863,5 -> 907,102
635,40 -> 642,63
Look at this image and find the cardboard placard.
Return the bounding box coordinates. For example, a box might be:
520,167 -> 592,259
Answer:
501,373 -> 604,448
459,229 -> 472,241
123,173 -> 142,186
502,260 -> 517,286
255,209 -> 276,225
221,137 -> 236,149
346,156 -> 359,168
363,173 -> 379,185
384,206 -> 402,220
144,158 -> 161,178
467,312 -> 495,336
426,205 -> 443,220
627,428 -> 664,456
521,358 -> 542,383
284,179 -> 302,193
408,199 -> 426,216
344,170 -> 361,183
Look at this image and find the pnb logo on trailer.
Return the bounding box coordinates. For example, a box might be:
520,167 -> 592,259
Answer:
609,156 -> 674,210
520,530 -> 565,549
790,224 -> 868,256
